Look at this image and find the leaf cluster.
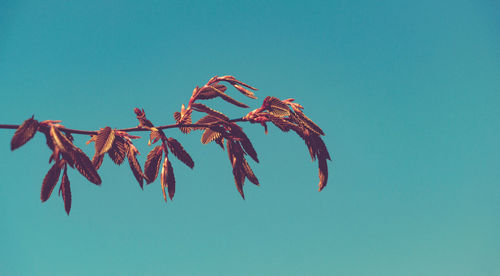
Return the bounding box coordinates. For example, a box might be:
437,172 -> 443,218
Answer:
7,76 -> 331,214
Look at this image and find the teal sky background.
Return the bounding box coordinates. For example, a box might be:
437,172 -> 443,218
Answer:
1,1 -> 499,275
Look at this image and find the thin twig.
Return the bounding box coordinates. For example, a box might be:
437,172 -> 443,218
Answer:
0,118 -> 248,136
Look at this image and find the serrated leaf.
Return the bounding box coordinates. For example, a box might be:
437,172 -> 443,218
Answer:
197,84 -> 227,100
230,126 -> 258,163
11,117 -> 39,151
95,127 -> 115,156
73,147 -> 102,185
60,167 -> 72,215
108,136 -> 128,165
295,110 -> 325,136
127,146 -> 144,189
195,115 -> 220,130
214,136 -> 225,149
242,158 -> 259,186
173,111 -> 181,122
211,85 -> 249,108
318,157 -> 328,191
221,76 -> 258,90
41,128 -> 55,151
268,115 -> 294,132
239,137 -> 258,163
149,129 -> 161,145
191,103 -> 229,121
227,140 -> 246,199
201,128 -> 221,145
166,138 -> 194,169
233,84 -> 257,99
179,114 -> 192,134
50,126 -> 76,153
41,163 -> 61,202
144,146 -> 163,184
265,97 -> 290,117
161,157 -> 176,201
91,153 -> 104,170
232,164 -> 245,199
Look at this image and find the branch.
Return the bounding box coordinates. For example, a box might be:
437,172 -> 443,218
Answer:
3,75 -> 331,215
1,118 -> 247,136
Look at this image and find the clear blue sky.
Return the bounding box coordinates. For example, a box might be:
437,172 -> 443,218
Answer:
1,1 -> 499,275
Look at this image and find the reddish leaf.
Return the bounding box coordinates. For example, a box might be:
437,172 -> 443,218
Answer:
242,158 -> 259,186
95,127 -> 115,156
264,97 -> 290,117
295,110 -> 324,136
233,84 -> 257,99
91,153 -> 104,170
108,136 -> 128,165
213,86 -> 249,108
41,163 -> 61,202
166,138 -> 194,169
60,167 -> 72,215
134,108 -> 154,128
219,76 -> 258,90
144,146 -> 163,184
195,115 -> 220,130
173,111 -> 182,122
191,103 -> 229,121
197,84 -> 227,100
227,140 -> 246,199
161,157 -> 176,201
73,147 -> 102,185
318,157 -> 328,191
232,164 -> 245,199
50,126 -> 75,153
201,128 -> 221,145
149,130 -> 161,145
127,146 -> 144,189
268,115 -> 294,132
11,116 -> 39,151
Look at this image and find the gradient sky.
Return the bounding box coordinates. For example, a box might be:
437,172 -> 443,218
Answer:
1,1 -> 499,275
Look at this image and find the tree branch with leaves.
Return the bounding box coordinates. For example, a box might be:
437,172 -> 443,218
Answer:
1,76 -> 331,215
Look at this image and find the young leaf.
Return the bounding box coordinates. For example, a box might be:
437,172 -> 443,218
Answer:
197,84 -> 227,100
294,110 -> 325,136
233,84 -> 257,99
239,137 -> 259,163
127,146 -> 144,189
108,136 -> 128,165
166,138 -> 194,169
149,129 -> 161,145
91,153 -> 104,170
11,116 -> 39,151
161,157 -> 176,201
227,140 -> 246,199
220,76 -> 258,90
60,167 -> 72,215
50,126 -> 76,153
144,146 -> 163,184
95,127 -> 115,156
318,157 -> 328,191
173,111 -> 181,122
265,97 -> 290,117
212,86 -> 249,108
41,162 -> 61,202
232,164 -> 245,199
242,158 -> 259,186
191,103 -> 229,121
73,148 -> 102,185
201,128 -> 222,145
268,115 -> 294,132
195,115 -> 220,129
